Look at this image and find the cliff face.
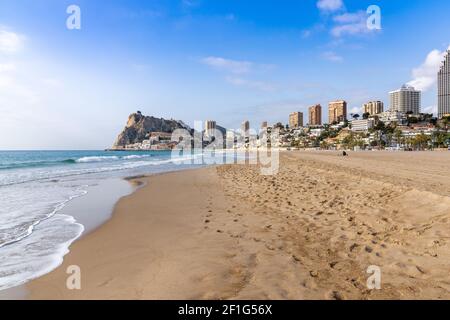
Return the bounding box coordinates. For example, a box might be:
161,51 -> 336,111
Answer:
112,111 -> 187,148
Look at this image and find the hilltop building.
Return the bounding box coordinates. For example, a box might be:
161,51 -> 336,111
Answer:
204,120 -> 217,137
328,100 -> 347,124
363,101 -> 384,115
389,85 -> 421,115
241,120 -> 250,137
376,111 -> 407,126
309,104 -> 322,126
351,119 -> 375,132
289,112 -> 304,128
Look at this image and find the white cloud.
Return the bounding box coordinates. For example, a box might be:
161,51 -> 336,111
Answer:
331,11 -> 370,37
0,29 -> 23,54
182,0 -> 200,7
201,56 -> 252,74
226,76 -> 276,92
317,0 -> 344,12
201,56 -> 276,91
407,47 -> 450,92
0,63 -> 15,72
42,78 -> 63,88
322,51 -> 343,62
333,11 -> 364,23
0,75 -> 39,104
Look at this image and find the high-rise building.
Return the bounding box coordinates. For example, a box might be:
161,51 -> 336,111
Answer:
363,101 -> 384,115
204,120 -> 216,137
328,100 -> 347,124
261,121 -> 268,129
309,104 -> 322,126
241,120 -> 250,137
289,112 -> 304,128
389,85 -> 421,115
205,120 -> 216,130
438,50 -> 450,119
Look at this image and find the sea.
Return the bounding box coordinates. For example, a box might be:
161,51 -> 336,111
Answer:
0,150 -> 209,292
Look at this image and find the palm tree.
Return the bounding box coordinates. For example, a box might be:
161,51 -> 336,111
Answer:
394,129 -> 403,148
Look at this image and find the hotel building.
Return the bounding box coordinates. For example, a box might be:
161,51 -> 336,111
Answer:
328,100 -> 347,124
309,104 -> 322,126
389,85 -> 421,115
204,120 -> 217,138
241,120 -> 250,137
377,111 -> 407,126
289,112 -> 304,128
363,101 -> 384,115
351,119 -> 375,132
438,50 -> 450,119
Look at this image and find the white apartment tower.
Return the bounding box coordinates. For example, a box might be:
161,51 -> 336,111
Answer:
389,85 -> 421,115
438,50 -> 450,119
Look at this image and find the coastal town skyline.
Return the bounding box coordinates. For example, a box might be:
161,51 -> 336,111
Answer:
1,0 -> 450,150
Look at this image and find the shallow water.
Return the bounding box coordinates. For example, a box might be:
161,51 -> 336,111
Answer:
0,150 -> 206,291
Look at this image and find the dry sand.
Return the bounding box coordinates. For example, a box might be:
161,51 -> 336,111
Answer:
27,151 -> 450,300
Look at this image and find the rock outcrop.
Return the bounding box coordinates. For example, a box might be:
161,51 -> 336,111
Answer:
112,111 -> 188,148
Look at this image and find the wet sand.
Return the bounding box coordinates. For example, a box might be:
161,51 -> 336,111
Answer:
27,151 -> 450,299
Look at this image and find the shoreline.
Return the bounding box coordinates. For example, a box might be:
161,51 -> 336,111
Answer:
0,161 -> 210,299
26,166 -> 231,299
9,151 -> 450,299
0,177 -> 135,299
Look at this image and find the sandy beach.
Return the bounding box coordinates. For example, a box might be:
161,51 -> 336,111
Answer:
27,151 -> 450,300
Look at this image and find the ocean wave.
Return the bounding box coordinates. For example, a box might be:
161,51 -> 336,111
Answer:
0,187 -> 88,249
0,155 -> 156,169
75,156 -> 120,163
122,155 -> 152,160
0,158 -> 77,170
0,213 -> 85,291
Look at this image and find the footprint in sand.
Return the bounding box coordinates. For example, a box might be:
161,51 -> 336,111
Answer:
327,290 -> 345,300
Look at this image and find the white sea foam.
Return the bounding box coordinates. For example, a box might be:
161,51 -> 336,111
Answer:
76,156 -> 120,163
0,213 -> 84,291
122,155 -> 151,160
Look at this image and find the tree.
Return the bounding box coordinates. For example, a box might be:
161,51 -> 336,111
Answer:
363,112 -> 371,120
320,141 -> 329,150
442,116 -> 450,129
412,133 -> 431,150
394,128 -> 403,147
408,117 -> 419,125
433,132 -> 449,148
273,122 -> 284,130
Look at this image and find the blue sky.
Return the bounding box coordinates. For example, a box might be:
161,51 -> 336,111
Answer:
0,0 -> 449,149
